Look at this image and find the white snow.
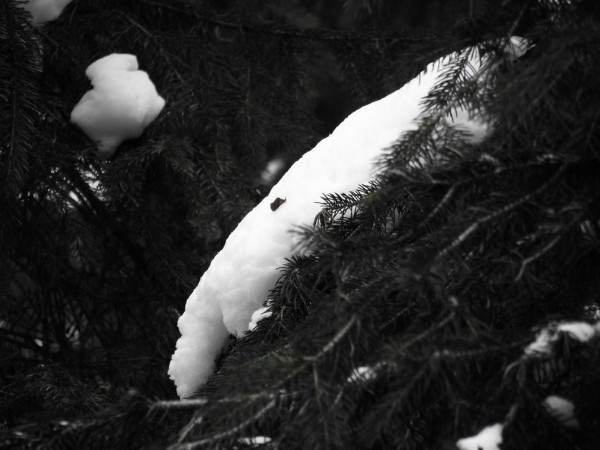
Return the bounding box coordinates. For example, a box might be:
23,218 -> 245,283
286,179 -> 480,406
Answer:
169,45 -> 510,398
543,395 -> 579,428
248,306 -> 272,331
557,322 -> 596,342
456,423 -> 504,450
524,326 -> 555,356
524,321 -> 598,356
70,54 -> 165,158
19,0 -> 73,26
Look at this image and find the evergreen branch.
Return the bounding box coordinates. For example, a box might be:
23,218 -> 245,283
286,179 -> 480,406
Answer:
173,399 -> 276,449
152,391 -> 290,410
303,314 -> 358,362
514,214 -> 580,281
395,311 -> 455,356
380,303 -> 413,331
4,2 -> 20,161
421,46 -> 479,115
237,316 -> 360,400
0,327 -> 45,356
4,2 -> 600,448
397,182 -> 462,244
153,399 -> 211,410
115,11 -> 187,85
428,337 -> 532,361
382,39 -> 528,172
435,163 -> 568,260
61,167 -> 150,276
139,0 -> 443,43
178,314 -> 361,443
0,0 -> 39,193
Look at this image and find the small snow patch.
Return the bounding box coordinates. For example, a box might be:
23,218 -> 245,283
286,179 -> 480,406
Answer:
456,423 -> 504,450
238,436 -> 271,446
504,36 -> 531,61
524,321 -> 598,356
557,322 -> 596,342
346,364 -> 387,383
524,327 -> 555,356
248,307 -> 272,331
347,366 -> 377,383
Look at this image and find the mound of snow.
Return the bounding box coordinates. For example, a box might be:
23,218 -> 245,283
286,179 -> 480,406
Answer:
70,54 -> 165,158
167,44 -> 506,398
168,38 -> 534,398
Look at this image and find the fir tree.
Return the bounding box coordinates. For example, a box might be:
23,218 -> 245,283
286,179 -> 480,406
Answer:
2,0 -> 600,449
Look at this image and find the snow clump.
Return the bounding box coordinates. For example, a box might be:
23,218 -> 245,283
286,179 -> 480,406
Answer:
70,54 -> 165,158
169,43 -> 518,398
557,321 -> 597,342
346,365 -> 380,383
456,423 -> 504,450
19,0 -> 73,26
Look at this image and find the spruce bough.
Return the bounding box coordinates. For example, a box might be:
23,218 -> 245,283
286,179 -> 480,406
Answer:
1,1 -> 600,449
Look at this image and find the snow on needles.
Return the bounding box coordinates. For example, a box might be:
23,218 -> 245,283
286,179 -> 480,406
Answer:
524,321 -> 599,356
19,0 -> 73,26
168,46 -> 500,399
248,307 -> 272,331
70,54 -> 165,158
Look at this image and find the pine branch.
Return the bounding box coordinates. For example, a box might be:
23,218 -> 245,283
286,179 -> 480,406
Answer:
139,0 -> 445,43
0,0 -> 41,194
514,213 -> 581,281
175,400 -> 276,449
435,162 -> 568,260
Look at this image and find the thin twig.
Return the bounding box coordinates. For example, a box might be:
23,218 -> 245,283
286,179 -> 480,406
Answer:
398,182 -> 461,244
173,400 -> 276,449
151,391 -> 289,410
152,398 -> 210,410
396,311 -> 455,355
429,336 -> 532,361
303,314 -> 358,362
435,163 -> 568,260
515,214 -> 581,281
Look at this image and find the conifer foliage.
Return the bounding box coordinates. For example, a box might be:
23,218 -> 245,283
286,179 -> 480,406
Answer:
2,0 -> 600,449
